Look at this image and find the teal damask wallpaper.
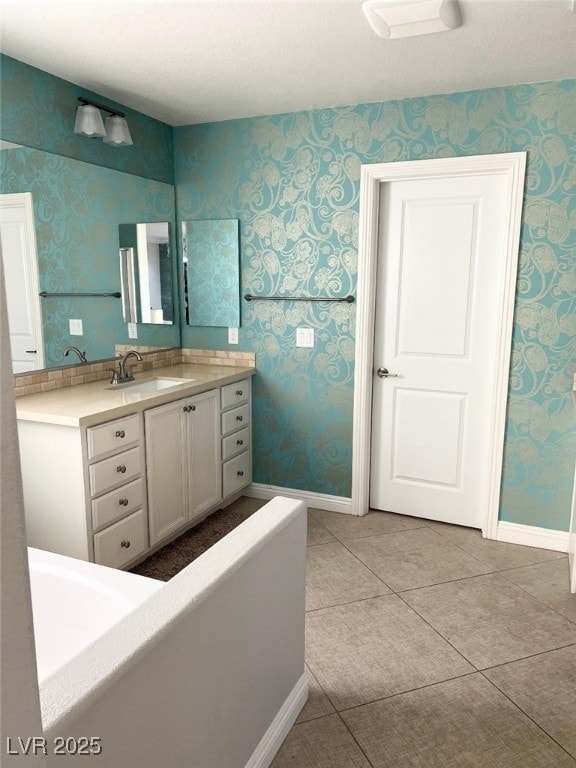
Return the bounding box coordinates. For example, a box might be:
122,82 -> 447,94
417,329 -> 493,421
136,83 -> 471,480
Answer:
1,146 -> 178,366
177,80 -> 576,531
0,55 -> 174,185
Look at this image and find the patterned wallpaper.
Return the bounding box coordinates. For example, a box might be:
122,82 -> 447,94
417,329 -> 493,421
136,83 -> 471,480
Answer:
1,146 -> 179,367
176,80 -> 576,531
0,55 -> 174,185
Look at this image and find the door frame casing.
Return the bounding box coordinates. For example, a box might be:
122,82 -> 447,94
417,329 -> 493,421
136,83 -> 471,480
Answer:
352,153 -> 527,537
0,192 -> 44,371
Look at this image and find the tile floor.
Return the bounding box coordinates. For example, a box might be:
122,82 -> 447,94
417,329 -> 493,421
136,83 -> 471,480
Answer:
267,504 -> 576,768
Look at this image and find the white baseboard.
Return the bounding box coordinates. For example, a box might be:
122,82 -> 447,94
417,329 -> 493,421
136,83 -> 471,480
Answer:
496,521 -> 569,553
245,672 -> 308,768
246,483 -> 356,515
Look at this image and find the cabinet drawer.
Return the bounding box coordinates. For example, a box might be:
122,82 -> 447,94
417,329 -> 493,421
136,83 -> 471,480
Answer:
87,414 -> 140,460
223,450 -> 251,498
93,509 -> 147,569
221,379 -> 250,410
89,447 -> 142,497
91,478 -> 144,532
222,427 -> 250,461
221,404 -> 250,436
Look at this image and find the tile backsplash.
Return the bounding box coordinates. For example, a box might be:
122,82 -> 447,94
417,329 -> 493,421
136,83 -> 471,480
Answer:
13,347 -> 256,398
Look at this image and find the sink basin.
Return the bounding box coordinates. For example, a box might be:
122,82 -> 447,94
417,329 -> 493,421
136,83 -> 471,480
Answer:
109,377 -> 195,394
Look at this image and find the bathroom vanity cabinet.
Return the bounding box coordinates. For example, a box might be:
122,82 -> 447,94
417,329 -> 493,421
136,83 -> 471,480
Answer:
146,389 -> 221,546
16,369 -> 253,570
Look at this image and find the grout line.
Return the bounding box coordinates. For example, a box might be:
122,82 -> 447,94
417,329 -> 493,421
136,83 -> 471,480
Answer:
333,669 -> 480,716
479,666 -> 576,762
478,641 -> 576,673
336,711 -> 377,768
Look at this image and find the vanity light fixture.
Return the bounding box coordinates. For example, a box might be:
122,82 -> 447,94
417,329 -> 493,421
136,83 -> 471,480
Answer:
74,97 -> 133,146
362,0 -> 461,39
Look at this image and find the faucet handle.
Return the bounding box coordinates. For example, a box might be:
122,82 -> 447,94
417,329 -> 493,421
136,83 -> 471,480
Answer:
106,368 -> 120,384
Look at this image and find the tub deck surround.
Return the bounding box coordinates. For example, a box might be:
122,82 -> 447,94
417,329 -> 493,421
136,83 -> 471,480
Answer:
15,362 -> 255,427
38,497 -> 308,768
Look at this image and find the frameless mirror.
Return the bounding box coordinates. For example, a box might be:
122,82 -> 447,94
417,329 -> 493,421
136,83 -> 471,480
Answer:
119,222 -> 174,325
182,219 -> 240,327
1,143 -> 178,370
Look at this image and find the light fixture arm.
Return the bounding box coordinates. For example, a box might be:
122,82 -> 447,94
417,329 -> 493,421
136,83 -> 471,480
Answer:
77,96 -> 126,119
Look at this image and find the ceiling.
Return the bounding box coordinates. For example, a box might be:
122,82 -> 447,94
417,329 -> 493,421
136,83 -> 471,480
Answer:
1,0 -> 575,127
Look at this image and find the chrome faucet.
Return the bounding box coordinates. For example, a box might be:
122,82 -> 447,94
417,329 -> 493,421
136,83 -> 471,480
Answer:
63,346 -> 87,363
117,350 -> 143,383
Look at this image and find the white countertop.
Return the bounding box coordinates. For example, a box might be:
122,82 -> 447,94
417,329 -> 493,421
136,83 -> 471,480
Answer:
16,363 -> 255,428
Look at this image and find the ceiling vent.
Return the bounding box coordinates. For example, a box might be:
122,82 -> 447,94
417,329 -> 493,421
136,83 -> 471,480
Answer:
362,0 -> 462,39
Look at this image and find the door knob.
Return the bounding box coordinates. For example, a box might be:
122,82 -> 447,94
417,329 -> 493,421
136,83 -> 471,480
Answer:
377,367 -> 398,378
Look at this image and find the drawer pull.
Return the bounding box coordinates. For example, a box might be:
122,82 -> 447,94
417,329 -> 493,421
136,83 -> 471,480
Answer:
237,470 -> 244,477
117,465 -> 127,474
236,415 -> 243,422
183,405 -> 197,413
115,430 -> 126,438
120,540 -> 131,549
119,498 -> 129,506
236,390 -> 243,396
236,439 -> 244,446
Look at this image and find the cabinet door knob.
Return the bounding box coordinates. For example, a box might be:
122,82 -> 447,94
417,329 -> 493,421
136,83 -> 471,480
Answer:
119,498 -> 129,506
116,465 -> 127,473
190,404 -> 196,411
115,430 -> 126,438
237,470 -> 244,477
120,540 -> 131,548
236,415 -> 243,421
236,439 -> 244,445
236,390 -> 243,396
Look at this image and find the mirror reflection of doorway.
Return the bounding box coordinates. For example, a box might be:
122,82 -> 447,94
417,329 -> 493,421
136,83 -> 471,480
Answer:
119,221 -> 173,325
0,192 -> 44,372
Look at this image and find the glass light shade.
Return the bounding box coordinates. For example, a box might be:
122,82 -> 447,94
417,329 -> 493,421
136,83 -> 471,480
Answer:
103,115 -> 133,146
74,104 -> 106,138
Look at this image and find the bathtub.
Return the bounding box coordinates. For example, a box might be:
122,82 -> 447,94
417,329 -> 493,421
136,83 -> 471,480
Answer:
34,496 -> 307,768
28,547 -> 163,684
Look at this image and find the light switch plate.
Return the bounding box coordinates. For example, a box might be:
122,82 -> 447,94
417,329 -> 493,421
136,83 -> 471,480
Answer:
296,327 -> 314,348
128,322 -> 138,339
69,319 -> 83,336
228,327 -> 239,345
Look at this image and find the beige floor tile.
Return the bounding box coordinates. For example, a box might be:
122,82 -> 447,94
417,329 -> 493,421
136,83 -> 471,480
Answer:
484,645 -> 576,758
342,673 -> 576,768
295,666 -> 336,724
502,559 -> 576,622
306,515 -> 338,547
306,594 -> 473,710
271,714 -> 371,768
310,508 -> 426,541
424,520 -> 566,571
402,573 -> 576,669
306,542 -> 391,611
346,527 -> 493,591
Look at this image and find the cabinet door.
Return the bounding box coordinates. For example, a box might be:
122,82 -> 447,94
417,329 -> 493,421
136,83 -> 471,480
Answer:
145,399 -> 189,546
186,389 -> 222,521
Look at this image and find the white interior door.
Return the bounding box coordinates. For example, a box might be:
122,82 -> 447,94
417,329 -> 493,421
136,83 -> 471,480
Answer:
370,172 -> 515,528
0,193 -> 43,373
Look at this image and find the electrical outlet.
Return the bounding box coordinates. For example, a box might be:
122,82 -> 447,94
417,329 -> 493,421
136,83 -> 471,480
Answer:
69,319 -> 83,336
228,327 -> 239,345
296,327 -> 314,348
128,322 -> 138,339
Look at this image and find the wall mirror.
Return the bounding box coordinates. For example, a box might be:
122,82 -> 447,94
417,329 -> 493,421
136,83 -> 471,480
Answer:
182,219 -> 240,328
119,222 -> 174,325
1,142 -> 179,370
